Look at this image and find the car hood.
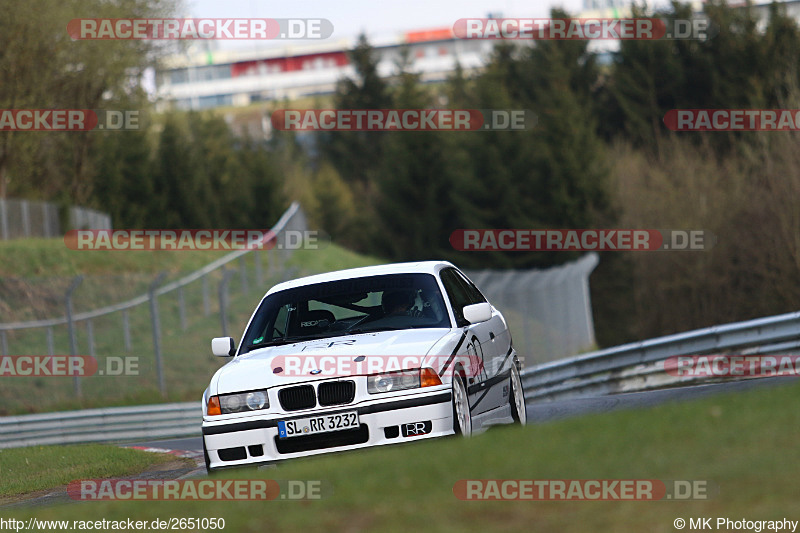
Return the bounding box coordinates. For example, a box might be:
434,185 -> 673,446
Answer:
213,328 -> 450,394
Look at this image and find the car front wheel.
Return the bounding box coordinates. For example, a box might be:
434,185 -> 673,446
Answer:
452,375 -> 472,436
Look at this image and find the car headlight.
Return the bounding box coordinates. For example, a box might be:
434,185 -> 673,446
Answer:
367,368 -> 442,394
207,390 -> 269,415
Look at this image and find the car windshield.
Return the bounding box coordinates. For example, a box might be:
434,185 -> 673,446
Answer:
239,273 -> 451,354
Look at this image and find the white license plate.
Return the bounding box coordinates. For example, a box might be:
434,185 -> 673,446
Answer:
277,411 -> 359,438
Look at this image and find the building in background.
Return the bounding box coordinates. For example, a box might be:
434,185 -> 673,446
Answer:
155,0 -> 799,112
155,28 -> 494,111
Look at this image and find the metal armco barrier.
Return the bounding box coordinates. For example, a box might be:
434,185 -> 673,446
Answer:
521,309 -> 800,401
0,403 -> 200,449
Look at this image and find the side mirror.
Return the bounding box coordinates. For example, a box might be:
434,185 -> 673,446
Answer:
463,302 -> 492,324
212,337 -> 236,357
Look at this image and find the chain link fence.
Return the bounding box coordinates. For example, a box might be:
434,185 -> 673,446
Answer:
0,204 -> 307,412
465,253 -> 599,366
0,198 -> 112,240
0,208 -> 598,413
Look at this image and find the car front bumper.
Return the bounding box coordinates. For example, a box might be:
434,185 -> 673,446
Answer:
202,387 -> 453,470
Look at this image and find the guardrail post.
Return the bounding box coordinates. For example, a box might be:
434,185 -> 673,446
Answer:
219,267 -> 233,337
279,231 -> 288,271
122,310 -> 131,352
65,275 -> 84,397
42,202 -> 51,238
0,199 -> 8,240
148,272 -> 168,397
254,249 -> 263,287
86,319 -> 95,358
239,256 -> 248,295
21,200 -> 30,237
178,286 -> 187,331
46,327 -> 54,356
273,228 -> 285,274
202,274 -> 210,317
283,266 -> 298,283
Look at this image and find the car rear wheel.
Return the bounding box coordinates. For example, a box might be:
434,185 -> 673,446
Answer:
509,363 -> 527,425
452,374 -> 472,436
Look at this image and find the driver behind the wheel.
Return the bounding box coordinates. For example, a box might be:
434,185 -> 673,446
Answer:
381,289 -> 417,316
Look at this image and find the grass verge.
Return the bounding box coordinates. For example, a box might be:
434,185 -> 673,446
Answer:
0,445 -> 177,499
8,380 -> 800,531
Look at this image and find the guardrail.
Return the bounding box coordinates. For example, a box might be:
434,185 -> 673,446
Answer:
521,309 -> 800,401
2,306 -> 799,448
0,403 -> 200,449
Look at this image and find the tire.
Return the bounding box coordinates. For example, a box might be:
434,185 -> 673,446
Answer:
451,374 -> 472,436
509,362 -> 527,425
202,439 -> 212,474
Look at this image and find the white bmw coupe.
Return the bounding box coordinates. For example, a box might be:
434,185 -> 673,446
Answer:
201,261 -> 526,471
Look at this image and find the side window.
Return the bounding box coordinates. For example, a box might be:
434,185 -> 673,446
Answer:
440,268 -> 472,327
454,270 -> 487,305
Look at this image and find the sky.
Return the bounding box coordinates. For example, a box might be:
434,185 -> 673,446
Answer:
184,0 -> 589,50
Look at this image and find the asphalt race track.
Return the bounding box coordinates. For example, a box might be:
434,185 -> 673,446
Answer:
129,376 -> 798,455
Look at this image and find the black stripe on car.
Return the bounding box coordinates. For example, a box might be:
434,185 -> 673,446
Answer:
438,331 -> 467,377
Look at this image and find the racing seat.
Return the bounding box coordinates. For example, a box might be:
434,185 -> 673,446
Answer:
298,309 -> 336,335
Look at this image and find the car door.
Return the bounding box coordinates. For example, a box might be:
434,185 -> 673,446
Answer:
456,268 -> 512,414
440,267 -> 501,415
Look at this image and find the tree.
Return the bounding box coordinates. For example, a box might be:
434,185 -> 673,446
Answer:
602,1 -> 800,151
0,0 -> 178,204
92,128 -> 153,228
445,15 -> 611,268
319,34 -> 392,192
372,51 -> 462,259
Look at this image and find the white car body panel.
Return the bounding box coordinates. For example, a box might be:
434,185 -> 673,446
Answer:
212,329 -> 451,394
201,260 -> 522,470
